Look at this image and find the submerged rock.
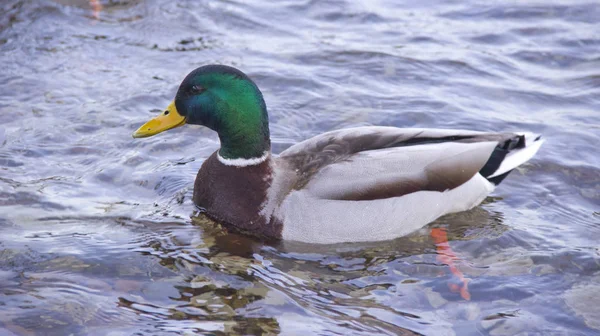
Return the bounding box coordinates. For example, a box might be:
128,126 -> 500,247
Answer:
565,283 -> 600,330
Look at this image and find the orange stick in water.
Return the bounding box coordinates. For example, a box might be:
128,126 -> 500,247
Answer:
430,227 -> 471,300
89,0 -> 102,20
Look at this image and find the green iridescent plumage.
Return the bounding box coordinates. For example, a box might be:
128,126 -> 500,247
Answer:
174,65 -> 270,160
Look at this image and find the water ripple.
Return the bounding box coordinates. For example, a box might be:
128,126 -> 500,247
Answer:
1,0 -> 599,334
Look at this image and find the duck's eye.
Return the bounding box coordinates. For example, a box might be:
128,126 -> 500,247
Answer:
190,85 -> 206,94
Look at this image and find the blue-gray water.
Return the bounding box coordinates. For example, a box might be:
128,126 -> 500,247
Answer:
1,0 -> 599,335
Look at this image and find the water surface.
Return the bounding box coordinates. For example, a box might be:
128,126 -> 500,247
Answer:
1,0 -> 599,335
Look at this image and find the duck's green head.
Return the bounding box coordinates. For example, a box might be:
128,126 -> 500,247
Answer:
133,65 -> 270,160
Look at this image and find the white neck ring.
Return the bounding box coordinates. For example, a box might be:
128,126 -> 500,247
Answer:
217,150 -> 270,167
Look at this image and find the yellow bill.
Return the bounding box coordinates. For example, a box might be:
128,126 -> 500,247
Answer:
132,101 -> 186,138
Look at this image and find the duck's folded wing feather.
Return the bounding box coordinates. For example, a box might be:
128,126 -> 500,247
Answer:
301,141 -> 498,200
278,127 -> 521,200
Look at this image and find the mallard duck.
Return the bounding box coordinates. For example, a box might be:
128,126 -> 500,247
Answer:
133,65 -> 544,244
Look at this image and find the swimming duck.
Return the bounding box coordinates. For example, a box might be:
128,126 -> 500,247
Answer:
133,65 -> 544,244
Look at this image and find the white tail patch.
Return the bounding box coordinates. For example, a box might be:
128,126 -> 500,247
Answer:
488,133 -> 544,178
217,151 -> 270,167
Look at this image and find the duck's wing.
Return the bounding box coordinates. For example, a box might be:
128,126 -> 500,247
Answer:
274,127 -> 543,243
278,126 -> 543,200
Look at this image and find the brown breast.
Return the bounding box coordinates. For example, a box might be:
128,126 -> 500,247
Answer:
193,151 -> 283,240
